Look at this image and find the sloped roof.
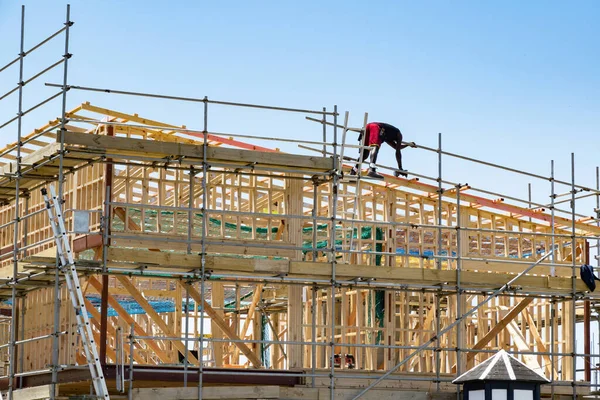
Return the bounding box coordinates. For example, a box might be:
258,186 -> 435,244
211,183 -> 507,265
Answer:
453,350 -> 549,384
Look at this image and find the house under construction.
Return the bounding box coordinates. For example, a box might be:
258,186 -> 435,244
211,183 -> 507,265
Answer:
0,5 -> 600,400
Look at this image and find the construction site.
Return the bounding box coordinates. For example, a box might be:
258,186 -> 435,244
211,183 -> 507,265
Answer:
1,5 -> 600,400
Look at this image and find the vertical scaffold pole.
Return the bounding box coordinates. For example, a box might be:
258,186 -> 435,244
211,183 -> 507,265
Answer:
435,132 -> 442,392
52,6 -> 72,398
184,285 -> 190,387
57,3 -> 71,203
550,160 -> 556,398
311,285 -> 317,388
456,183 -> 463,400
596,166 -> 600,389
8,5 -> 26,399
186,164 -> 194,388
570,153 -> 577,399
551,161 -> 556,277
128,323 -> 134,400
198,96 -> 209,400
322,107 -> 327,157
329,105 -> 338,400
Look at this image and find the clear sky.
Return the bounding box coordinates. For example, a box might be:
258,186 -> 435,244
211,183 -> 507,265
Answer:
0,0 -> 599,217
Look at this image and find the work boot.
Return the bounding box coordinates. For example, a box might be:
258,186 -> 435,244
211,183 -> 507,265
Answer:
394,169 -> 408,178
349,167 -> 358,176
367,168 -> 384,180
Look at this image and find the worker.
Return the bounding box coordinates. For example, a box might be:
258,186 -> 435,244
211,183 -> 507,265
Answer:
349,122 -> 416,179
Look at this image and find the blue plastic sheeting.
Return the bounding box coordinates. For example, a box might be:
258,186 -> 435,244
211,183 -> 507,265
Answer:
396,248 -> 456,259
85,295 -> 194,318
83,296 -> 250,319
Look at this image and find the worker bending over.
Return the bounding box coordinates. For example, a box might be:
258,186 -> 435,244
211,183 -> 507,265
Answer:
349,122 -> 416,179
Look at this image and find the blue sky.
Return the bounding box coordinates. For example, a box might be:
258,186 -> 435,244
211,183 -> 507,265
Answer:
0,0 -> 599,217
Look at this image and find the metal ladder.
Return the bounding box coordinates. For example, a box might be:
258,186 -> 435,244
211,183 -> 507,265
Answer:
41,184 -> 110,399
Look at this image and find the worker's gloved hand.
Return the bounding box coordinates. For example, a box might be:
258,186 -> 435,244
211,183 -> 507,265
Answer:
394,170 -> 408,178
408,142 -> 417,148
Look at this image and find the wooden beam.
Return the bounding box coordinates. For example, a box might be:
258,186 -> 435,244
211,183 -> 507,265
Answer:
461,259 -> 571,278
107,247 -> 288,272
465,297 -> 533,364
506,320 -> 542,371
290,262 -> 587,294
523,308 -> 554,376
87,276 -> 172,364
233,284 -> 263,361
62,131 -> 333,171
84,297 -> 145,364
27,250 -> 589,295
409,305 -> 435,370
115,276 -> 199,364
110,233 -> 297,259
211,282 -> 225,366
184,130 -> 278,153
12,384 -> 56,400
131,385 -> 280,400
179,281 -> 262,367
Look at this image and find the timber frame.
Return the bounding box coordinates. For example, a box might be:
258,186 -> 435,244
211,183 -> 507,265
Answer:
1,7 -> 600,400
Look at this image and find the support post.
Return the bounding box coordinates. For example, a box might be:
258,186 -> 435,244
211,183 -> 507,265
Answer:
286,176 -> 305,369
211,282 -> 224,367
100,125 -> 114,366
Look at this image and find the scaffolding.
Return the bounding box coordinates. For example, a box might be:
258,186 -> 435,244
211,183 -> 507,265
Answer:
1,5 -> 600,400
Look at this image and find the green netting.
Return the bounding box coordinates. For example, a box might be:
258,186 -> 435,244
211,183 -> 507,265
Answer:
112,208 -> 333,244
